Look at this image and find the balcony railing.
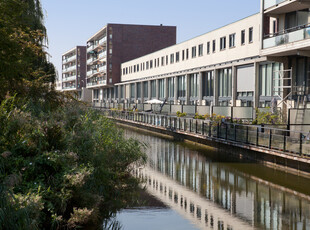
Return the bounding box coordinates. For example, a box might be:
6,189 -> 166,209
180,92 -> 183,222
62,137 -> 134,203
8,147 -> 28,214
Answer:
62,75 -> 76,82
264,0 -> 286,9
87,69 -> 98,77
87,45 -> 94,52
99,65 -> 106,73
62,85 -> 76,90
99,36 -> 107,45
63,65 -> 76,73
87,80 -> 106,87
98,51 -> 107,60
263,24 -> 310,49
63,55 -> 76,64
87,57 -> 97,65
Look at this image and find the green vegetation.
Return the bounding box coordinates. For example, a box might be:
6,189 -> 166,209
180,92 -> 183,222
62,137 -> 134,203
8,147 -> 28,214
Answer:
252,108 -> 283,125
176,111 -> 187,117
0,0 -> 146,229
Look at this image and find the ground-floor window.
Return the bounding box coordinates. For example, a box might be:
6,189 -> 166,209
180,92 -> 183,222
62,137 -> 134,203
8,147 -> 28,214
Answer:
259,62 -> 282,97
143,82 -> 148,99
168,77 -> 174,98
218,68 -> 232,97
158,79 -> 165,99
130,83 -> 135,99
137,82 -> 141,98
177,75 -> 186,98
151,80 -> 156,98
190,73 -> 198,98
202,71 -> 214,97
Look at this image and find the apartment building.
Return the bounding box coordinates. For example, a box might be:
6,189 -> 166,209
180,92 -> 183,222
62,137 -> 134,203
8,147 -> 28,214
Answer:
113,14 -> 267,111
86,23 -> 177,102
61,46 -> 88,99
261,0 -> 310,108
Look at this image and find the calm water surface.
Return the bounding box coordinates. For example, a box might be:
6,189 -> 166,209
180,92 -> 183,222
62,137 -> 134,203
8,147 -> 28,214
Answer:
114,126 -> 310,230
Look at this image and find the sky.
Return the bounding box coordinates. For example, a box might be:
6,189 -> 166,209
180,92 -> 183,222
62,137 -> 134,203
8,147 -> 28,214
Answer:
41,0 -> 260,78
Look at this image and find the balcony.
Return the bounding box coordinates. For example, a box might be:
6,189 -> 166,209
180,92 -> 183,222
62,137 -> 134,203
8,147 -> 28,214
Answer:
98,51 -> 107,60
87,57 -> 97,65
62,75 -> 76,82
63,65 -> 76,73
87,69 -> 98,77
86,79 -> 106,88
99,36 -> 107,45
62,85 -> 76,90
98,65 -> 106,73
264,0 -> 310,14
264,0 -> 286,10
263,24 -> 310,49
63,55 -> 76,64
87,45 -> 94,53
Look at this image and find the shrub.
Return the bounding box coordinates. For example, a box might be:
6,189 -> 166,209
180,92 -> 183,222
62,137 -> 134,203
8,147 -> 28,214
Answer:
176,111 -> 187,117
0,97 -> 146,229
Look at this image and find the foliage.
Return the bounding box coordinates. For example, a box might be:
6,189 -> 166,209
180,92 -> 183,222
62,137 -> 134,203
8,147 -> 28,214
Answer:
0,98 -> 146,229
0,0 -> 58,105
252,108 -> 283,125
176,111 -> 187,117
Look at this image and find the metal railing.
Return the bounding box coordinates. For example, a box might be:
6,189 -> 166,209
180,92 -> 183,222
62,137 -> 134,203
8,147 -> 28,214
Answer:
100,109 -> 310,157
263,24 -> 310,49
264,0 -> 286,9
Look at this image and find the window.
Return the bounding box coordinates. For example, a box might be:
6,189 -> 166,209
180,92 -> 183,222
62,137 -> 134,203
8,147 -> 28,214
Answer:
192,46 -> 197,58
212,40 -> 216,52
177,76 -> 186,98
202,71 -> 214,97
220,37 -> 226,50
218,68 -> 232,97
146,61 -> 149,70
241,30 -> 245,45
161,56 -> 164,66
168,77 -> 175,98
198,44 -> 203,56
154,59 -> 157,67
186,49 -> 189,59
151,80 -> 156,98
182,50 -> 185,60
190,73 -> 199,97
170,54 -> 174,64
249,27 -> 253,43
143,82 -> 148,98
158,79 -> 165,99
137,82 -> 141,98
207,42 -> 210,54
229,33 -> 235,48
137,64 -> 139,72
176,52 -> 180,62
150,60 -> 153,68
166,55 -> 168,65
130,83 -> 135,99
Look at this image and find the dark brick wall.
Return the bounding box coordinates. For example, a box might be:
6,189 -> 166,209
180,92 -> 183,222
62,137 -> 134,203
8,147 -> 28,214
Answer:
106,24 -> 176,85
77,46 -> 87,88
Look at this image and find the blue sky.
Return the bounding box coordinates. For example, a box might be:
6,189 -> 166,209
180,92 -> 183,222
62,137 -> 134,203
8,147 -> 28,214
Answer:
41,0 -> 260,76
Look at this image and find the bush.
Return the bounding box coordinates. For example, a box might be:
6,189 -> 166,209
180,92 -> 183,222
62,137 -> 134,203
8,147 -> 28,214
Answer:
0,97 -> 146,229
176,111 -> 187,117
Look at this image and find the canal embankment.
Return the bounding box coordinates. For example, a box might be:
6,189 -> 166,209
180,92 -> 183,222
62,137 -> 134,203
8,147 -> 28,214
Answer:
99,109 -> 310,178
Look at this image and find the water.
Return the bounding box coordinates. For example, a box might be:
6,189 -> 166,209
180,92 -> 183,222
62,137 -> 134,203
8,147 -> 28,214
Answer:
113,126 -> 310,230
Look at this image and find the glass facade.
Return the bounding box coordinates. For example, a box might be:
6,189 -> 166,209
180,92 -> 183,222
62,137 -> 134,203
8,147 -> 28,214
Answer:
168,77 -> 175,98
130,83 -> 135,99
158,79 -> 165,99
177,75 -> 186,98
218,68 -> 232,97
137,82 -> 141,98
259,62 -> 282,97
143,82 -> 148,99
151,80 -> 156,98
190,73 -> 198,97
202,71 -> 214,97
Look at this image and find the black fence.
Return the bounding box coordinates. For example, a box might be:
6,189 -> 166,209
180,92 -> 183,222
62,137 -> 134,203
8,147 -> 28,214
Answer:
101,109 -> 310,157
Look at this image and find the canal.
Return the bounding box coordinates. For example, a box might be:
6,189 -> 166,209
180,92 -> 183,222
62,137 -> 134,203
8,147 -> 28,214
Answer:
113,125 -> 310,230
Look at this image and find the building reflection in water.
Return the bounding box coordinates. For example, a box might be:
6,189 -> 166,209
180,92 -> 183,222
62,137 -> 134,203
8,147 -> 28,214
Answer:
125,129 -> 310,230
